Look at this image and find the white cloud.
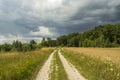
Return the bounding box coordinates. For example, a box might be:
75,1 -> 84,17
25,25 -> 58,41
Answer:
0,33 -> 23,44
0,0 -> 120,41
30,26 -> 55,36
0,33 -> 43,44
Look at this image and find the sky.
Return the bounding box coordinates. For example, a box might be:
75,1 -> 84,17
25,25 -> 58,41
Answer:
0,0 -> 120,43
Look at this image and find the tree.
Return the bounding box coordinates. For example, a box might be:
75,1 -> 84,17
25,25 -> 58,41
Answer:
94,35 -> 105,47
82,39 -> 93,47
41,37 -> 48,47
57,35 -> 68,46
68,36 -> 79,47
1,43 -> 12,52
37,43 -> 42,49
12,40 -> 22,51
22,43 -> 31,52
29,40 -> 37,50
47,37 -> 52,47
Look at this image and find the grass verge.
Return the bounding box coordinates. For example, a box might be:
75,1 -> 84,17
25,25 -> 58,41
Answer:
0,48 -> 54,80
62,49 -> 120,80
49,50 -> 68,80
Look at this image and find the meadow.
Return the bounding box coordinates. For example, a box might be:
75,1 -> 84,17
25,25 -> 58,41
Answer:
0,48 -> 54,80
62,48 -> 120,80
65,48 -> 120,68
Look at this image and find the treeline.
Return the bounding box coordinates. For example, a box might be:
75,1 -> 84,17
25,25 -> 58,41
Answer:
41,24 -> 120,47
0,23 -> 120,52
0,40 -> 41,52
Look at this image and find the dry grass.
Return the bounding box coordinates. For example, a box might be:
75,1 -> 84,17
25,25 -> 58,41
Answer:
65,47 -> 120,68
63,48 -> 120,80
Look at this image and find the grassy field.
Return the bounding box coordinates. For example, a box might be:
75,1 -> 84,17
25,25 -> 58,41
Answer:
62,48 -> 120,80
0,48 -> 54,80
65,48 -> 120,68
49,50 -> 68,80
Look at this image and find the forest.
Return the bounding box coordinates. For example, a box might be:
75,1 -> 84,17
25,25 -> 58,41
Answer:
0,23 -> 120,52
41,24 -> 120,47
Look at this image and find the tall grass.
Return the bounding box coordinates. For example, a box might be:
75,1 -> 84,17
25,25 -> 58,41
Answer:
62,49 -> 120,80
0,48 -> 54,80
49,50 -> 68,80
65,47 -> 120,68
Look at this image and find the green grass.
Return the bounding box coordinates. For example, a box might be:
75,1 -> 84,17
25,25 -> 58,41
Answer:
0,48 -> 54,80
49,50 -> 68,80
62,49 -> 120,80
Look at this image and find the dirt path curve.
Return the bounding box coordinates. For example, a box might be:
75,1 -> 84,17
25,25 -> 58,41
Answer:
58,50 -> 86,80
36,50 -> 56,80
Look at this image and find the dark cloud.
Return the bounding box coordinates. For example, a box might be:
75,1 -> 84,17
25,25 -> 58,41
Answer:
68,0 -> 120,33
0,0 -> 120,43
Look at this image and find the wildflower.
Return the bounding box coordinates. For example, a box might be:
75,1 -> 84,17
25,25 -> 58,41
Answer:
110,68 -> 114,71
104,57 -> 111,61
117,73 -> 120,77
81,56 -> 84,59
110,63 -> 113,67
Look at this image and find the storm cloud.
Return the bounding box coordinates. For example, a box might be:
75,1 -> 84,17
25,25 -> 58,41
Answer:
0,0 -> 120,43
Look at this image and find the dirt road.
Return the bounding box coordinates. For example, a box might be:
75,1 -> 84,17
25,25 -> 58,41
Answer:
36,49 -> 86,80
58,50 -> 86,80
36,50 -> 56,80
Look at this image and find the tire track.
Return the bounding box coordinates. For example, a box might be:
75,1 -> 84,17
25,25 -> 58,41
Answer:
58,50 -> 86,80
36,50 -> 56,80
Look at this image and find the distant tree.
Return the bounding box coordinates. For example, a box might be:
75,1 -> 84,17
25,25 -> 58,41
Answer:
30,40 -> 36,44
12,40 -> 22,51
82,39 -> 93,47
104,39 -> 112,47
41,37 -> 47,47
22,43 -> 30,52
37,43 -> 42,49
47,37 -> 52,47
116,38 -> 120,44
29,40 -> 37,50
94,35 -> 105,47
1,43 -> 12,52
57,35 -> 68,46
0,45 -> 2,51
0,23 -> 120,52
68,36 -> 79,47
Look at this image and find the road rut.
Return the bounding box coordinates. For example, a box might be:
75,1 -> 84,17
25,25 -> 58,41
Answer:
58,50 -> 86,80
36,50 -> 56,80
